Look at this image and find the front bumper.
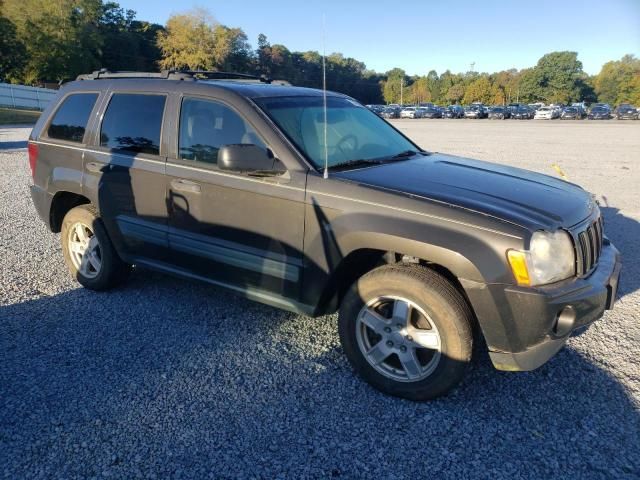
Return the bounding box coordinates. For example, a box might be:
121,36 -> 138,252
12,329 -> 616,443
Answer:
465,240 -> 621,371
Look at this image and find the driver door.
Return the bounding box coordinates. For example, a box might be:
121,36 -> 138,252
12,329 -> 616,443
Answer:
165,95 -> 306,301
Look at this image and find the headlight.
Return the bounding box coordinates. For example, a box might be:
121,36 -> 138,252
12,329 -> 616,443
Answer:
507,230 -> 575,286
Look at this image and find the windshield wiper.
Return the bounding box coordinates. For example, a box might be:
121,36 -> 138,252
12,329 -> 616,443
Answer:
327,158 -> 384,171
389,149 -> 422,159
327,150 -> 428,172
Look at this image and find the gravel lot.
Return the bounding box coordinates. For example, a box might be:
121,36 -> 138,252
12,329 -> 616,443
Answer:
1,121 -> 639,479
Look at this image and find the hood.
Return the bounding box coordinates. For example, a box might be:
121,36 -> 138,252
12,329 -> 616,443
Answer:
334,153 -> 594,230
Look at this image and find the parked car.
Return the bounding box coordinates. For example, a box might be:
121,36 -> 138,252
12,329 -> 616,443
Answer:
400,106 -> 420,119
561,106 -> 582,120
548,104 -> 567,117
512,106 -> 534,119
420,107 -> 442,119
615,104 -> 638,120
588,106 -> 612,120
488,106 -> 510,119
366,104 -> 386,116
534,107 -> 559,120
571,102 -> 587,116
464,105 -> 486,119
381,106 -> 401,119
444,105 -> 465,118
27,69 -> 621,401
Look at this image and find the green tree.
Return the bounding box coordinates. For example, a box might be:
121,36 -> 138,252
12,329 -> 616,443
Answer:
0,14 -> 25,81
409,77 -> 430,104
157,9 -> 218,70
2,0 -> 103,83
98,2 -> 164,71
381,68 -> 407,104
463,76 -> 492,104
425,70 -> 441,104
445,84 -> 465,104
518,51 -> 591,103
594,55 -> 640,105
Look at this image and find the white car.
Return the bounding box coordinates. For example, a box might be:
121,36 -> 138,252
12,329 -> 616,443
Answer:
400,107 -> 420,119
534,107 -> 559,120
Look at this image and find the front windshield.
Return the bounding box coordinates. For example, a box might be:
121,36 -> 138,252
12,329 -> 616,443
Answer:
254,96 -> 418,170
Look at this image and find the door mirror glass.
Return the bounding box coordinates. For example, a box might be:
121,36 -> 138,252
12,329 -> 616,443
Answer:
218,144 -> 282,174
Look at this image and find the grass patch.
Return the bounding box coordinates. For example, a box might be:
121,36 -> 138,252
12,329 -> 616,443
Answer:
0,107 -> 41,125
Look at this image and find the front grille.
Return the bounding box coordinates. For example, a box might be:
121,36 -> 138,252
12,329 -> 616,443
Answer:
576,217 -> 604,275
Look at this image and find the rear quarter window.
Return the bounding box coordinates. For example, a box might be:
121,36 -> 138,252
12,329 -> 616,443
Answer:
100,94 -> 166,155
46,93 -> 98,143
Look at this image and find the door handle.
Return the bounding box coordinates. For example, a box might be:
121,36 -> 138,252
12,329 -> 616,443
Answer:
86,162 -> 105,173
170,178 -> 201,194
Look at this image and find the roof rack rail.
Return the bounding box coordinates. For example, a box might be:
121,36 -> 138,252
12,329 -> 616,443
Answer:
76,69 -> 192,81
76,69 -> 279,84
180,70 -> 272,83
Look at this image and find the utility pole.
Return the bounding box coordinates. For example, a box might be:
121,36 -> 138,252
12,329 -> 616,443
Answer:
400,78 -> 404,106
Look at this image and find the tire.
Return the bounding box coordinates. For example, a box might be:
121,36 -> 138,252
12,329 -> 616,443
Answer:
338,264 -> 473,401
61,204 -> 131,291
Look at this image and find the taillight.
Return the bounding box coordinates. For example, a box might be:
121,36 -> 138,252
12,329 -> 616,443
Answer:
28,142 -> 39,180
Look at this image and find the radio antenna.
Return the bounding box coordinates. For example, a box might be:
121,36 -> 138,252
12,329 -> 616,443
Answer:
322,14 -> 329,179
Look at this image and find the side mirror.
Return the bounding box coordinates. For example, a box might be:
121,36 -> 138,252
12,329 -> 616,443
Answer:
217,144 -> 282,175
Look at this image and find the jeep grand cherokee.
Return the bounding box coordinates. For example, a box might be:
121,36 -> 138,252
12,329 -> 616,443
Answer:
28,70 -> 621,400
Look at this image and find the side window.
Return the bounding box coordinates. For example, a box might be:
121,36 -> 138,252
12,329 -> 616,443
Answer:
47,93 -> 98,143
179,97 -> 265,165
100,94 -> 166,155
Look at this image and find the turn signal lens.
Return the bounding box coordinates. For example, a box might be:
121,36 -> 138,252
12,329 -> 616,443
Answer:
507,250 -> 531,286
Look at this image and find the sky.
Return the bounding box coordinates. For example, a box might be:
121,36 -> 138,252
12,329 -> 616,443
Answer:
121,0 -> 640,76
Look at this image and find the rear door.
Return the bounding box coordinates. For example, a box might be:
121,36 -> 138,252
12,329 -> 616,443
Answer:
164,95 -> 307,301
83,90 -> 170,262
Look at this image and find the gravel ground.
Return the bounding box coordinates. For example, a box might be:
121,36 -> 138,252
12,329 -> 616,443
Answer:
1,121 -> 639,479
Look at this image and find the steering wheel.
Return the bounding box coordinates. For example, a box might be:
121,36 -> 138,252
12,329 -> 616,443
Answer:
336,134 -> 359,156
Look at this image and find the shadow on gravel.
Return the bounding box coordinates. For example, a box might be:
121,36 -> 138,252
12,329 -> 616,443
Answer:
0,140 -> 27,150
1,274 -> 639,478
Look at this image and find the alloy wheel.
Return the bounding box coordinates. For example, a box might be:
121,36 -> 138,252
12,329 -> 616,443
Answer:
68,222 -> 102,279
355,296 -> 442,382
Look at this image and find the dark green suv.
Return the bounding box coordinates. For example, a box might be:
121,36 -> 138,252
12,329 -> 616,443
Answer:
28,70 -> 621,400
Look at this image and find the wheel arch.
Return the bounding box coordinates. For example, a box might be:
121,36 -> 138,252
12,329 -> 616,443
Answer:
314,234 -> 485,316
49,191 -> 91,233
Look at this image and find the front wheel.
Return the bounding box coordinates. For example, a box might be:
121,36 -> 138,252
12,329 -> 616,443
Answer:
338,265 -> 474,401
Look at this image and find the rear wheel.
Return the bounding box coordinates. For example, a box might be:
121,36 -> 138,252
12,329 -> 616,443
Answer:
61,205 -> 130,290
338,264 -> 473,401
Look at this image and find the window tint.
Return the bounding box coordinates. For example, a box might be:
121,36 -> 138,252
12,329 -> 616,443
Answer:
179,97 -> 265,165
47,93 -> 98,143
100,94 -> 166,155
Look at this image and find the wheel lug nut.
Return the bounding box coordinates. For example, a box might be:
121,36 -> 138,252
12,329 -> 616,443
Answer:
396,324 -> 403,329
400,346 -> 407,352
406,335 -> 413,341
384,327 -> 391,333
386,340 -> 394,347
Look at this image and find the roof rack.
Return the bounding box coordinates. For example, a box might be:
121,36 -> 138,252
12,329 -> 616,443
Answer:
76,69 -> 191,81
76,69 -> 276,84
182,70 -> 271,83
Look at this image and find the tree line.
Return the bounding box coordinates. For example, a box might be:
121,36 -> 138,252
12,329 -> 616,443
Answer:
1,1 -> 638,106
